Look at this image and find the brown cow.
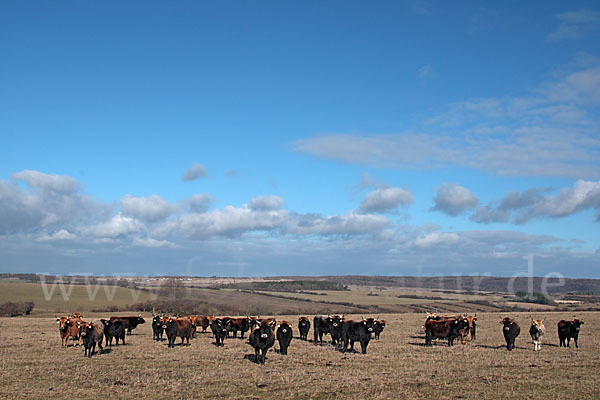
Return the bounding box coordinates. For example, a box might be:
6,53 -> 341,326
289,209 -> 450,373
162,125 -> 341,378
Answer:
424,317 -> 469,346
71,312 -> 83,319
163,317 -> 194,348
187,315 -> 211,337
226,317 -> 250,338
56,316 -> 81,347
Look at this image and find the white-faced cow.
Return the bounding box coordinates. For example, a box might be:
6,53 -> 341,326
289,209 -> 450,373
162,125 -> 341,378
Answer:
529,318 -> 545,351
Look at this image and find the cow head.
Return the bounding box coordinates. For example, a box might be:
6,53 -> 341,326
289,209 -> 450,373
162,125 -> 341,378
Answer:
78,321 -> 92,336
573,319 -> 584,330
256,322 -> 273,340
330,315 -> 343,329
278,321 -> 291,334
136,316 -> 146,325
362,318 -> 376,333
500,317 -> 514,330
56,317 -> 70,331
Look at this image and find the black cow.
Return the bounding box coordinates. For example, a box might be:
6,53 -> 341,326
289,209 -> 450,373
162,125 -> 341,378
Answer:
100,319 -> 125,346
210,318 -> 228,346
342,318 -> 376,354
313,315 -> 333,344
329,315 -> 345,347
276,321 -> 293,355
373,319 -> 386,340
425,317 -> 469,347
558,319 -> 584,348
249,321 -> 275,364
152,315 -> 164,341
109,315 -> 145,335
298,317 -> 310,341
501,317 -> 520,351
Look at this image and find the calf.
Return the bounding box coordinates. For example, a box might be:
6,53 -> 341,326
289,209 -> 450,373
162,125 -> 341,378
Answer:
109,315 -> 145,335
249,321 -> 275,364
465,314 -> 477,341
79,321 -> 104,357
226,317 -> 250,338
501,317 -> 520,351
342,318 -> 376,354
210,318 -> 228,346
298,317 -> 310,341
373,319 -> 386,340
276,321 -> 293,355
425,317 -> 469,347
56,316 -> 81,347
529,319 -> 545,351
329,315 -> 345,347
152,315 -> 165,341
100,318 -> 126,346
558,319 -> 584,348
163,317 -> 194,348
313,315 -> 333,344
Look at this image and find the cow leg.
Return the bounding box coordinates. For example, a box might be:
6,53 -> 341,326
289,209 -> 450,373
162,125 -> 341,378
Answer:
360,339 -> 367,354
574,337 -> 578,348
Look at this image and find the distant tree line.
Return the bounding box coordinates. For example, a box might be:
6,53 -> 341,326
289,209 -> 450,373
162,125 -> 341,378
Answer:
513,291 -> 555,305
0,301 -> 34,317
217,280 -> 349,292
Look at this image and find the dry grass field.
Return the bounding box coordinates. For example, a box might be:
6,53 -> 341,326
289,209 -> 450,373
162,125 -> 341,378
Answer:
0,312 -> 598,399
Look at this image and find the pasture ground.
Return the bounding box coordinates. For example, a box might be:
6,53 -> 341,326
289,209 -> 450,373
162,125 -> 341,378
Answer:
0,312 -> 598,399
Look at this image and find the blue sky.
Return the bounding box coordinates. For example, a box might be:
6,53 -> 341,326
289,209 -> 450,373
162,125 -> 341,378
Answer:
1,1 -> 599,278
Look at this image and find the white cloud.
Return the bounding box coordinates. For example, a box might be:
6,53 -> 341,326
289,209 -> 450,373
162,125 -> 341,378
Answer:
12,170 -> 80,194
413,231 -> 459,248
431,183 -> 478,216
418,64 -> 435,80
249,195 -> 285,211
294,62 -> 600,179
132,237 -> 179,249
88,214 -> 143,238
547,10 -> 600,41
471,180 -> 600,224
120,194 -> 177,222
183,194 -> 214,213
182,163 -> 207,182
359,187 -> 414,213
36,229 -> 77,242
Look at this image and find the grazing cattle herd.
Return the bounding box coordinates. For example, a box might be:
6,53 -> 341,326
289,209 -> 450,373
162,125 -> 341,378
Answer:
55,312 -> 586,363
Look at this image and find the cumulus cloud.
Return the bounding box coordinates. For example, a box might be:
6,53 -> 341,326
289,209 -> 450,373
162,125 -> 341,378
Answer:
12,170 -> 80,193
179,205 -> 288,239
249,195 -> 285,211
182,163 -> 207,182
431,183 -> 478,216
87,214 -> 143,238
294,62 -> 600,179
183,194 -> 214,213
413,231 -> 459,248
120,194 -> 177,223
132,237 -> 179,249
471,180 -> 600,224
359,187 -> 414,213
36,229 -> 77,242
0,171 -> 105,235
